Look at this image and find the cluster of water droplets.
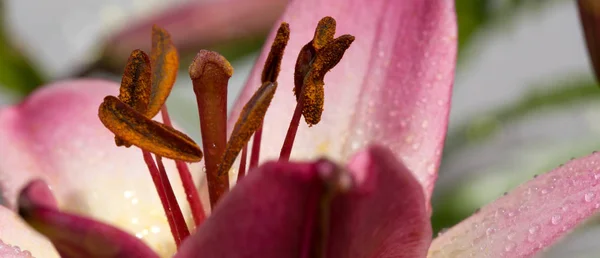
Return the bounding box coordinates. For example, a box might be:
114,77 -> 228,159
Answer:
0,240 -> 32,258
429,154 -> 600,257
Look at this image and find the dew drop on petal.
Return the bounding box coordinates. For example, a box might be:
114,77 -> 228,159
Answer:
504,242 -> 516,252
485,227 -> 496,236
551,214 -> 562,225
584,192 -> 596,202
529,223 -> 540,234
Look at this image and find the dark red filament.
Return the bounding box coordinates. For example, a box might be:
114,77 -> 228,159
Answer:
161,106 -> 206,226
279,98 -> 304,160
238,145 -> 248,180
141,150 -> 190,246
249,126 -> 263,169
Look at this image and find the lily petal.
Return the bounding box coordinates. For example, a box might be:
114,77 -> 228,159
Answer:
176,145 -> 430,257
231,0 -> 457,202
428,152 -> 600,257
0,80 -> 204,256
176,158 -> 326,257
327,145 -> 431,257
0,205 -> 58,257
19,180 -> 158,258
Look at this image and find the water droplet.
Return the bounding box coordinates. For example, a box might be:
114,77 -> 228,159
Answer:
529,224 -> 540,234
594,173 -> 600,180
411,143 -> 420,150
485,227 -> 496,236
585,192 -> 596,202
507,230 -> 516,240
504,242 -> 516,252
551,214 -> 562,225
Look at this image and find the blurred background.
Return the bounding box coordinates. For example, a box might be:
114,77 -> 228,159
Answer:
1,0 -> 598,256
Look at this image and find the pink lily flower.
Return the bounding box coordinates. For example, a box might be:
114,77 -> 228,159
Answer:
1,0 -> 599,257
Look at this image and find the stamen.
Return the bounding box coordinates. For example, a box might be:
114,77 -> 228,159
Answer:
250,23 -> 290,168
99,96 -> 203,162
296,17 -> 354,125
161,106 -> 206,226
218,82 -> 277,178
279,99 -> 304,160
189,50 -> 233,208
142,151 -> 190,246
249,128 -> 262,169
115,49 -> 152,147
238,145 -> 248,181
280,17 -> 354,160
261,23 -> 290,83
147,25 -> 179,118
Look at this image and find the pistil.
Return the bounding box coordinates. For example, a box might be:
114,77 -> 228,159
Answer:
190,50 -> 233,208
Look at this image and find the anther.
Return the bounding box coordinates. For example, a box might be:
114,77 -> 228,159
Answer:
115,49 -> 151,147
218,82 -> 278,178
251,23 -> 290,170
280,16 -> 354,160
295,16 -> 354,125
147,25 -> 179,117
99,96 -> 203,162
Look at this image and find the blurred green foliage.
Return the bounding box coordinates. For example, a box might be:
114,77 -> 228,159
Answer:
434,77 -> 600,233
0,1 -> 45,96
444,77 -> 600,154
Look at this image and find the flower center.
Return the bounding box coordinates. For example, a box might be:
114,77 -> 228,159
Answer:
97,17 -> 353,249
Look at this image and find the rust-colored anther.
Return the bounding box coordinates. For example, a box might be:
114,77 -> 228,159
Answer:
147,25 -> 179,117
115,49 -> 152,147
578,0 -> 600,83
261,22 -> 290,83
249,22 -> 290,170
99,96 -> 203,162
218,82 -> 278,177
293,16 -> 354,126
190,50 -> 233,208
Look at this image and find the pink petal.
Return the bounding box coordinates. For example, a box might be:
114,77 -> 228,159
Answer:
102,0 -> 287,68
327,145 -> 431,257
0,80 -> 205,256
230,0 -> 457,203
18,180 -> 159,258
176,145 -> 430,257
0,205 -> 59,257
428,152 -> 600,257
175,159 -> 325,257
